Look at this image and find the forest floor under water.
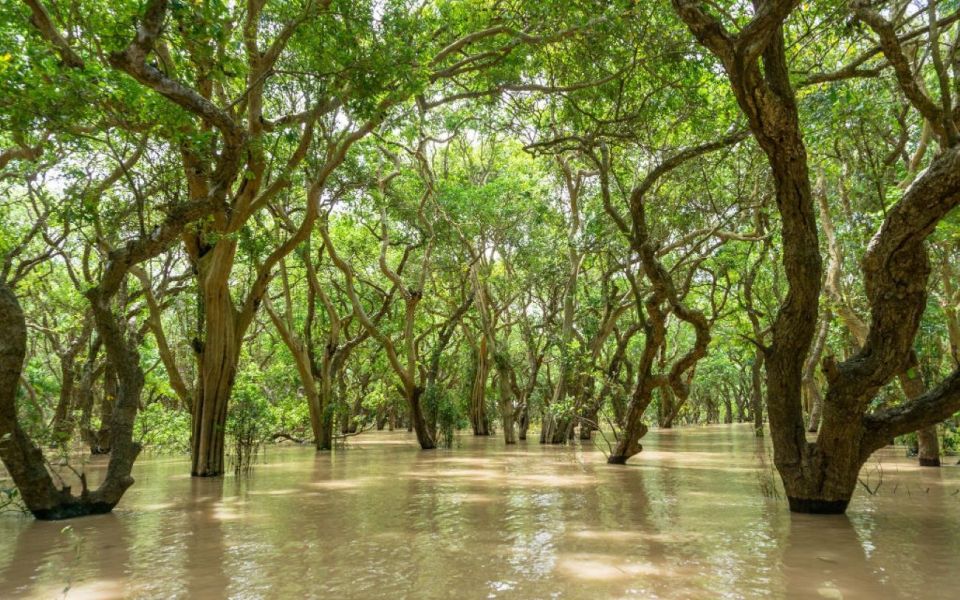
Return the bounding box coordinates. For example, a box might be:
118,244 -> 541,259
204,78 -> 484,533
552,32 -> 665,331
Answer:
1,423 -> 959,599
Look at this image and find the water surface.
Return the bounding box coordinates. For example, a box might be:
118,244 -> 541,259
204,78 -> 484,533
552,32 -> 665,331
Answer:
1,424 -> 958,599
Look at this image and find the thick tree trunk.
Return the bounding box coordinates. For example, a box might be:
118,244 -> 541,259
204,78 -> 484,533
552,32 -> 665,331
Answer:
658,387 -> 676,429
517,401 -> 529,440
579,405 -> 598,440
408,386 -> 435,449
469,339 -> 490,436
917,426 -> 940,467
607,380 -> 652,464
1,284 -> 144,520
539,412 -> 572,444
191,352 -> 236,476
495,364 -> 517,444
191,257 -> 239,477
898,357 -> 940,467
0,285 -> 74,516
317,393 -> 335,450
314,349 -> 339,451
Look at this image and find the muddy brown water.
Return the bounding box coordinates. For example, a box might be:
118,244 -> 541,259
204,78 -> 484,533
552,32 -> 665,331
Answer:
1,424 -> 958,599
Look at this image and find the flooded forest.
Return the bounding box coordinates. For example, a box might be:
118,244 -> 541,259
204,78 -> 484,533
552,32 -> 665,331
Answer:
2,0 -> 960,598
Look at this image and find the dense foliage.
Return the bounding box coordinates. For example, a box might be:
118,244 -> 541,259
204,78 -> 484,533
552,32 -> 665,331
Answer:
1,0 -> 959,518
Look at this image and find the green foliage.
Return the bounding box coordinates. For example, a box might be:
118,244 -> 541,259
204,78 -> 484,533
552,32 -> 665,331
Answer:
2,0 -> 960,501
135,403 -> 192,454
424,384 -> 465,448
227,369 -> 281,474
0,484 -> 26,514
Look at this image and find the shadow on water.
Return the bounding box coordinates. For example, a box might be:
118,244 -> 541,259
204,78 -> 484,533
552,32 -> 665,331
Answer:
782,514 -> 888,599
1,425 -> 958,598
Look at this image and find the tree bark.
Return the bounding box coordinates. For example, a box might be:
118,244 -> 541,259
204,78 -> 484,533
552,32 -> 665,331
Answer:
191,243 -> 240,477
469,337 -> 491,436
899,353 -> 940,466
674,0 -> 960,512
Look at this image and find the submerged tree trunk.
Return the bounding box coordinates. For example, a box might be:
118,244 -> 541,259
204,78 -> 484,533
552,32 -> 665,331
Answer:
76,339 -> 103,449
408,386 -> 435,449
917,425 -> 940,467
898,354 -> 940,467
658,387 -> 677,429
495,361 -> 517,444
191,247 -> 240,477
1,282 -> 144,520
317,373 -> 336,450
608,380 -> 651,465
517,401 -> 530,441
750,349 -> 764,436
674,0 -> 960,513
469,338 -> 491,436
540,372 -> 573,445
579,404 -> 598,440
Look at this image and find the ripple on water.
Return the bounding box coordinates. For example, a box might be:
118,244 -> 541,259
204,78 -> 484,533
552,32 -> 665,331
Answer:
1,425 -> 959,599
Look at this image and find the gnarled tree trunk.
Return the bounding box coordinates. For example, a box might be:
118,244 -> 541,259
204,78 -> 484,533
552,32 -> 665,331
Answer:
1,283 -> 144,520
673,0 -> 960,513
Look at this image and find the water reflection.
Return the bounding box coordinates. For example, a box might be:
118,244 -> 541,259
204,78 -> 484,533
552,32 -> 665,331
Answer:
1,425 -> 958,598
781,515 -> 887,599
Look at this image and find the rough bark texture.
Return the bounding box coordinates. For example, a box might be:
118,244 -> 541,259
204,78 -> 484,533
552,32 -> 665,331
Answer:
1,283 -> 143,520
191,243 -> 240,477
673,0 -> 960,513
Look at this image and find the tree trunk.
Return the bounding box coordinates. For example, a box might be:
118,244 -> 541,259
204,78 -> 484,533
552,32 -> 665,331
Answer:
495,364 -> 517,444
917,425 -> 940,467
191,253 -> 240,477
76,340 -> 103,447
658,387 -> 676,429
607,379 -> 652,464
86,365 -> 117,455
802,311 -> 830,433
897,356 -> 940,467
751,349 -> 764,436
1,283 -> 144,520
517,401 -> 529,440
579,405 -> 597,440
408,386 -> 435,449
49,320 -> 90,445
469,339 -> 490,436
315,352 -> 340,451
318,398 -> 335,450
0,285 -> 73,517
344,394 -> 362,434
540,374 -> 573,446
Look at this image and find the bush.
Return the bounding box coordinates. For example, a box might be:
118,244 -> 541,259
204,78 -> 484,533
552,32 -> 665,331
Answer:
942,422 -> 960,456
227,372 -> 279,474
134,402 -> 192,453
